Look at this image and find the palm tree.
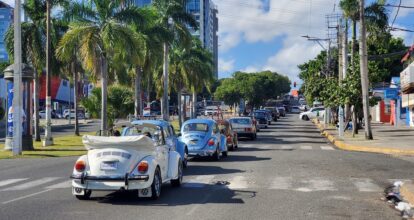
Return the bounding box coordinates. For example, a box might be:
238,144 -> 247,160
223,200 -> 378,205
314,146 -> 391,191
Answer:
152,0 -> 197,121
5,0 -> 66,142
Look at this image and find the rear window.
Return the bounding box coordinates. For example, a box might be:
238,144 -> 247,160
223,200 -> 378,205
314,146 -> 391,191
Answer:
183,123 -> 209,132
230,118 -> 251,124
292,107 -> 299,109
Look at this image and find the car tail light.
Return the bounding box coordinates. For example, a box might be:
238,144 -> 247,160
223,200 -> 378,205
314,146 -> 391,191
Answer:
245,128 -> 252,132
75,160 -> 86,172
137,161 -> 149,173
208,139 -> 215,146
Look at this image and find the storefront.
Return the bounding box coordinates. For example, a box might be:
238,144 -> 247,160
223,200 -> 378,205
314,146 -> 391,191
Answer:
402,94 -> 414,127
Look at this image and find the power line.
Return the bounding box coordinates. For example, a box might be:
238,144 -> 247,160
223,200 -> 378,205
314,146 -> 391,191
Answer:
391,0 -> 402,28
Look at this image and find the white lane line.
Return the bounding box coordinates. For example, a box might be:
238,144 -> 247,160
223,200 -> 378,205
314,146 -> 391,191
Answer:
269,177 -> 292,190
0,179 -> 28,188
45,180 -> 72,189
228,176 -> 249,189
295,179 -> 336,192
300,146 -> 313,150
320,146 -> 335,150
387,179 -> 412,184
2,189 -> 54,205
351,178 -> 382,192
183,175 -> 215,188
1,177 -> 61,191
280,145 -> 293,150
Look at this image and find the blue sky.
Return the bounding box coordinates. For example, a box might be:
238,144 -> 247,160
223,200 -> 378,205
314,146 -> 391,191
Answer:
3,0 -> 414,85
215,0 -> 414,84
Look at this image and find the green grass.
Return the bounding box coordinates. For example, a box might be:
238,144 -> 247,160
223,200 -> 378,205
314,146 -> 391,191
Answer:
0,133 -> 94,159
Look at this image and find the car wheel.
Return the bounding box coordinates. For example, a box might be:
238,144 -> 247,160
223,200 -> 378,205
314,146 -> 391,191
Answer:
75,189 -> 92,200
183,147 -> 188,168
222,151 -> 228,157
212,148 -> 220,161
151,168 -> 162,200
65,116 -> 69,120
171,160 -> 183,187
302,115 -> 309,121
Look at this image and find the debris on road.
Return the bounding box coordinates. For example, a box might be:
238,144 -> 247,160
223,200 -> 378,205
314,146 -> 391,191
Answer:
383,181 -> 414,219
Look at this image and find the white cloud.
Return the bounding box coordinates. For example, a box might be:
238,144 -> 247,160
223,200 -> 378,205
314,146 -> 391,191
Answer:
218,58 -> 235,73
391,24 -> 414,45
2,0 -> 14,6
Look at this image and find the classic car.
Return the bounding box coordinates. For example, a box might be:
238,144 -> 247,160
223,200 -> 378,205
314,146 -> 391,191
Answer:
217,119 -> 238,150
229,117 -> 257,140
250,111 -> 268,129
70,133 -> 183,200
179,119 -> 228,160
121,120 -> 189,168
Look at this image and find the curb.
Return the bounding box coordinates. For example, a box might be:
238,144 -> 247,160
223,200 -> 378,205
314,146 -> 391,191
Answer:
313,120 -> 414,156
401,184 -> 414,206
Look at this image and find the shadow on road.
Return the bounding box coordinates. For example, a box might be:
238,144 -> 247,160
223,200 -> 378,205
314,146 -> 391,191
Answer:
183,164 -> 245,176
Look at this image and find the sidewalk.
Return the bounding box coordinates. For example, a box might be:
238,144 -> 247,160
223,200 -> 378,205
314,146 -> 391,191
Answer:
314,120 -> 414,156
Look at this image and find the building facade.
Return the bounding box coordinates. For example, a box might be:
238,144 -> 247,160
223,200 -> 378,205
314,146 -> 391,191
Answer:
0,1 -> 13,62
133,0 -> 218,78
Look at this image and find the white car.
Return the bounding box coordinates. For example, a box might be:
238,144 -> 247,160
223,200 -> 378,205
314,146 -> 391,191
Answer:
63,109 -> 84,119
70,134 -> 183,200
299,107 -> 325,121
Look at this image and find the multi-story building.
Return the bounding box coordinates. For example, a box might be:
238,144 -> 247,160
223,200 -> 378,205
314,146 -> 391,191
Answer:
132,0 -> 219,78
0,1 -> 13,62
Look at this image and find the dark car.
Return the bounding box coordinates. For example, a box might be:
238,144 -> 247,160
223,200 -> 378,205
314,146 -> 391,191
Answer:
263,107 -> 279,121
277,107 -> 286,117
250,111 -> 268,129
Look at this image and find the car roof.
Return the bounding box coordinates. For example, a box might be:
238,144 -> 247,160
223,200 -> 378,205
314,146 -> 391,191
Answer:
182,118 -> 215,126
131,120 -> 170,127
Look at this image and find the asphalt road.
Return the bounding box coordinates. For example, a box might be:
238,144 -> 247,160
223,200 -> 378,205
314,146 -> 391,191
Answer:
0,114 -> 413,220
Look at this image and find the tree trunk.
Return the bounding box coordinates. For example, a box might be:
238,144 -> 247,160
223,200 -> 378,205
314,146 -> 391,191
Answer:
352,106 -> 358,136
177,88 -> 182,128
33,73 -> 40,141
359,0 -> 373,140
351,20 -> 357,73
192,91 -> 197,119
101,56 -> 108,135
134,66 -> 142,118
162,43 -> 169,121
73,62 -> 79,136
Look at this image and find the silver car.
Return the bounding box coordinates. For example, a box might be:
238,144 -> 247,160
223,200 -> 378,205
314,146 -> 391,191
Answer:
229,117 -> 257,140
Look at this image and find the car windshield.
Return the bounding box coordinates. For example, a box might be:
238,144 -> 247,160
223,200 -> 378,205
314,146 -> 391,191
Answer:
230,118 -> 251,124
124,125 -> 159,139
253,112 -> 266,117
183,123 -> 209,132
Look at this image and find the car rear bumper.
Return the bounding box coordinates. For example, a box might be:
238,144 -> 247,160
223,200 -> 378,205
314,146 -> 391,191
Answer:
236,132 -> 254,137
188,149 -> 216,157
71,174 -> 150,191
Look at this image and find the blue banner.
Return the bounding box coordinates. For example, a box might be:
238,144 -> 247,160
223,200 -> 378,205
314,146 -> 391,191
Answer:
7,82 -> 13,137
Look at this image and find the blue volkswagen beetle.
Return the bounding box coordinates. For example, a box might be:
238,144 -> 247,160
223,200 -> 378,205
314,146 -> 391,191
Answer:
121,120 -> 189,167
179,119 -> 228,161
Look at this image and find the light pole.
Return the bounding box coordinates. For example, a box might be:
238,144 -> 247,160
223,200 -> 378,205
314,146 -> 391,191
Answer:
162,17 -> 173,121
43,0 -> 53,146
12,0 -> 22,156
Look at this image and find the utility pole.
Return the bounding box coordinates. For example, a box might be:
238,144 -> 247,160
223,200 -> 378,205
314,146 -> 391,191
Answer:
13,0 -> 22,156
338,19 -> 344,137
359,0 -> 373,140
43,0 -> 53,146
339,17 -> 348,137
162,18 -> 173,121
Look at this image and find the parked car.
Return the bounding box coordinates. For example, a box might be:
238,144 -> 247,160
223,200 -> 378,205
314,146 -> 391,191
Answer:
290,106 -> 301,114
299,107 -> 325,121
263,107 -> 280,121
251,111 -> 268,129
179,119 -> 228,160
121,120 -> 188,167
70,135 -> 183,200
35,110 -> 61,119
217,119 -> 238,150
255,110 -> 272,125
204,106 -> 219,116
63,109 -> 85,119
229,117 -> 257,140
277,107 -> 286,117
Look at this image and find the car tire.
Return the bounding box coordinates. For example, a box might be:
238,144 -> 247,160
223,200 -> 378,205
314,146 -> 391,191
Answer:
250,134 -> 255,140
183,147 -> 188,168
75,189 -> 92,200
212,148 -> 220,161
302,115 -> 309,121
171,160 -> 183,187
151,168 -> 162,200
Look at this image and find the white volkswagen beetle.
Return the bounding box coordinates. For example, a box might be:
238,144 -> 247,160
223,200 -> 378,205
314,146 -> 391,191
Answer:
70,129 -> 183,200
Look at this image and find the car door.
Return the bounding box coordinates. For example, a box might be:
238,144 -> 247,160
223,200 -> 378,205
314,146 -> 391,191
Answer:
155,128 -> 169,180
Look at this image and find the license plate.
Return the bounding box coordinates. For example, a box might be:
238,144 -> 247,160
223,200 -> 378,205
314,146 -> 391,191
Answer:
100,161 -> 118,170
234,128 -> 243,131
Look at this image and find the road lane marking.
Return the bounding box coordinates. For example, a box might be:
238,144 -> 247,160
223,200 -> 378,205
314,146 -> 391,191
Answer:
280,145 -> 293,150
228,176 -> 249,189
183,175 -> 215,188
351,178 -> 382,192
2,189 -> 54,205
295,178 -> 336,192
45,180 -> 72,189
1,177 -> 61,191
320,146 -> 335,150
300,146 -> 313,150
269,177 -> 292,190
0,179 -> 28,188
